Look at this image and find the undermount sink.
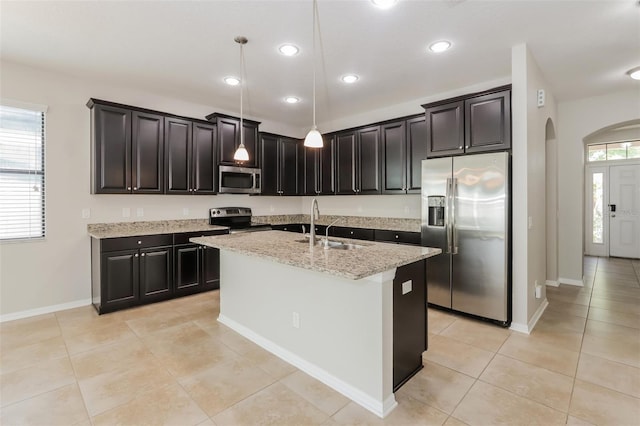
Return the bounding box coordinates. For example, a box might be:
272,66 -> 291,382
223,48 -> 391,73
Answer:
294,238 -> 364,250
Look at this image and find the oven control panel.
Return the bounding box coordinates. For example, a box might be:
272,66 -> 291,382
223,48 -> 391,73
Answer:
209,207 -> 252,218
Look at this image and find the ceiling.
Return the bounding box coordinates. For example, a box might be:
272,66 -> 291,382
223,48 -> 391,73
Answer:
1,0 -> 638,133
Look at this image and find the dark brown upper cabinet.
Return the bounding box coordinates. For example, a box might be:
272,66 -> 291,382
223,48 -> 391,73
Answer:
89,100 -> 164,194
335,126 -> 381,195
165,117 -> 217,195
380,115 -> 426,194
406,115 -> 427,192
464,90 -> 511,154
206,113 -> 260,168
302,134 -> 335,196
423,86 -> 511,158
259,133 -> 301,196
424,101 -> 464,157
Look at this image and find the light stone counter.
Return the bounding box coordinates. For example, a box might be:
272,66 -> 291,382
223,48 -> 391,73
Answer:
253,214 -> 421,233
191,230 -> 440,280
87,219 -> 228,239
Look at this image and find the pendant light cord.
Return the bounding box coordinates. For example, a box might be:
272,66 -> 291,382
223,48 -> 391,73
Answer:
240,41 -> 245,146
312,0 -> 317,129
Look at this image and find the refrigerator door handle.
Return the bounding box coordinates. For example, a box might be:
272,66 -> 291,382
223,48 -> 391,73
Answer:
446,177 -> 452,254
452,177 -> 459,255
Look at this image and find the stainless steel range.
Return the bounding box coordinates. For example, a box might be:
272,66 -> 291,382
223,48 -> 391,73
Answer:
209,207 -> 271,233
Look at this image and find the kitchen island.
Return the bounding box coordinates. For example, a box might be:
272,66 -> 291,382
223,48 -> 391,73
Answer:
191,230 -> 441,418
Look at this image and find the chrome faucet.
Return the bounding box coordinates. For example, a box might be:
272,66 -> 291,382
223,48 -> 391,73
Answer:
310,198 -> 320,249
323,218 -> 341,248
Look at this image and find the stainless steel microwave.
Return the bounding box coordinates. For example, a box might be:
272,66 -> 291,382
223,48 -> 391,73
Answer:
219,165 -> 261,194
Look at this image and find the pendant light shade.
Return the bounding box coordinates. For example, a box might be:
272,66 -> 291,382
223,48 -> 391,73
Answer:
233,36 -> 250,162
304,127 -> 323,148
304,0 -> 324,148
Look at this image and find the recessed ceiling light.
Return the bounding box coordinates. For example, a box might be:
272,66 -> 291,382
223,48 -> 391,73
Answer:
429,40 -> 452,53
284,96 -> 300,104
278,44 -> 299,56
341,74 -> 359,84
224,76 -> 240,86
627,66 -> 640,80
371,0 -> 398,9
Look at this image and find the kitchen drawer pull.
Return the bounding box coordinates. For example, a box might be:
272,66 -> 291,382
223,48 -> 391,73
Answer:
137,240 -> 141,245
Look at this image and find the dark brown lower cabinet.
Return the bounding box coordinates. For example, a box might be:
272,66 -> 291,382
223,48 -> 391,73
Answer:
393,259 -> 427,391
92,235 -> 173,314
91,230 -> 225,314
174,243 -> 220,296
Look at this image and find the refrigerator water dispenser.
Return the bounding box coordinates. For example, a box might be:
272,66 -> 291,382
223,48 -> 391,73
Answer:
427,196 -> 445,226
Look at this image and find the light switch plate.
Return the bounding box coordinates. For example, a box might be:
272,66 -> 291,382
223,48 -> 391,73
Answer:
81,208 -> 90,219
402,280 -> 412,295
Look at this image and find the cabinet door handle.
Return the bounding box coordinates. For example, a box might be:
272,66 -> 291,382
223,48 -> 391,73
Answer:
127,186 -> 132,191
134,253 -> 139,258
194,188 -> 197,192
141,253 -> 145,257
133,187 -> 138,191
465,145 -> 469,149
458,146 -> 462,149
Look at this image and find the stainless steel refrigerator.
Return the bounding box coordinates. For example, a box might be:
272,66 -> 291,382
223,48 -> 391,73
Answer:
421,151 -> 511,325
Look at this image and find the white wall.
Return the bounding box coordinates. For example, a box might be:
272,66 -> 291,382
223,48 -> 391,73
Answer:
557,90 -> 640,283
511,44 -> 558,332
0,60 -> 425,317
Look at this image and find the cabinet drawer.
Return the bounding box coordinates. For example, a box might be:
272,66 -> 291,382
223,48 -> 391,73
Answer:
272,224 -> 304,233
101,234 -> 173,252
331,226 -> 374,241
174,229 -> 229,245
374,230 -> 421,246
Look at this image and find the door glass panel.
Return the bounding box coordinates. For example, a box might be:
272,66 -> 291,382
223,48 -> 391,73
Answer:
592,172 -> 603,244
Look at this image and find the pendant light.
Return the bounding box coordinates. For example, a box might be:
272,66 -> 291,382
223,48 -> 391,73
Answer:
304,0 -> 324,148
233,36 -> 250,162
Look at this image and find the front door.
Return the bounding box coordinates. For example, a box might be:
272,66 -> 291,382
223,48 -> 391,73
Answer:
609,164 -> 640,258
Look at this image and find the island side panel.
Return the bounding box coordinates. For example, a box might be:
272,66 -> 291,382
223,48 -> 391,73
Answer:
217,250 -> 397,417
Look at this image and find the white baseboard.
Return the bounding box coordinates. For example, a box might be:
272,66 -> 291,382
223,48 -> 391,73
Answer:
0,298 -> 92,323
218,314 -> 397,418
545,280 -> 559,287
509,299 -> 549,334
559,277 -> 584,287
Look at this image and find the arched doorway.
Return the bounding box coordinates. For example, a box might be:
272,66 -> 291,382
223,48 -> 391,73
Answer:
545,118 -> 559,285
584,119 -> 640,259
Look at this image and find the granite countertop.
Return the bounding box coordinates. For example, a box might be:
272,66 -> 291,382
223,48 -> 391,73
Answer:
252,214 -> 421,233
191,230 -> 441,280
87,219 -> 228,239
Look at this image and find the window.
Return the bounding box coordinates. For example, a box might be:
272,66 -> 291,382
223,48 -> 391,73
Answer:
0,104 -> 46,241
592,172 -> 603,244
587,141 -> 640,162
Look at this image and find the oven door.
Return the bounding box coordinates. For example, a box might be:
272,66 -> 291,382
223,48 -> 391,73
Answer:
219,165 -> 261,194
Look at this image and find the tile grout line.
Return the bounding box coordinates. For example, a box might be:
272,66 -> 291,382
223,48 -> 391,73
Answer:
563,256 -> 599,424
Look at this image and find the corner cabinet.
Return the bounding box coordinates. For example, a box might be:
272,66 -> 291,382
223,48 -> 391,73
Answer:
335,126 -> 381,195
423,87 -> 511,158
206,113 -> 260,168
89,100 -> 164,194
259,133 -> 301,196
165,118 -> 217,194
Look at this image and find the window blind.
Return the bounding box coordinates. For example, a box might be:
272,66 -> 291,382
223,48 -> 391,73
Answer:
0,104 -> 45,241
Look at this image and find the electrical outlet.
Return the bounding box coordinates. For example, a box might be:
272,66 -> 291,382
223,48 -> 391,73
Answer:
182,207 -> 189,216
81,208 -> 90,219
122,207 -> 130,218
136,208 -> 144,217
292,312 -> 300,329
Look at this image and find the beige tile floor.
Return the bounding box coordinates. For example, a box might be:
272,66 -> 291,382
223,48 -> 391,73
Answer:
1,256 -> 639,425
